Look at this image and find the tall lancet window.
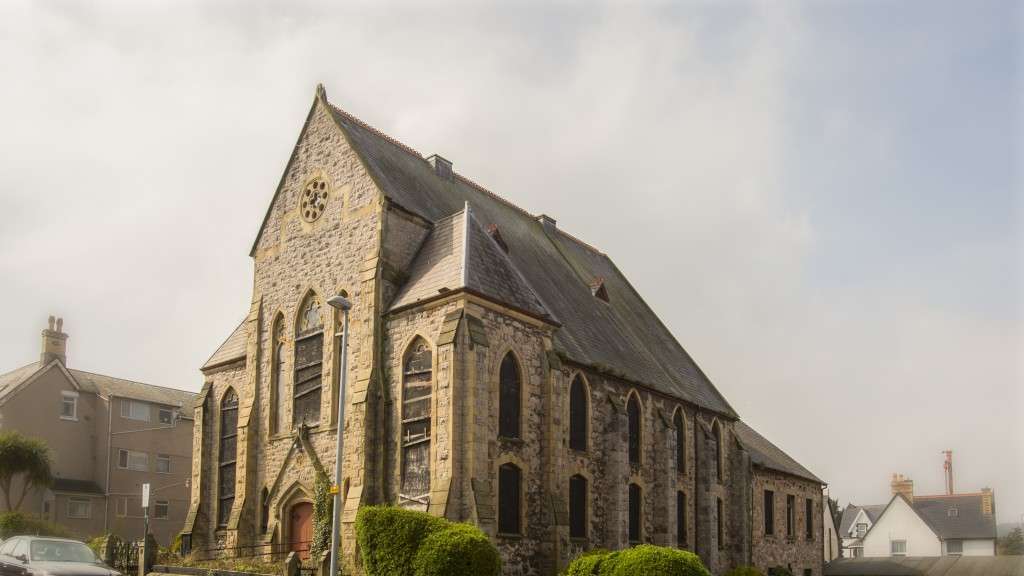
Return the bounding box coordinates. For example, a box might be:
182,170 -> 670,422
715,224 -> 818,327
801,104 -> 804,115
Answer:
270,314 -> 286,434
400,338 -> 432,506
627,393 -> 642,466
498,353 -> 521,439
217,388 -> 238,527
673,408 -> 686,474
294,293 -> 324,427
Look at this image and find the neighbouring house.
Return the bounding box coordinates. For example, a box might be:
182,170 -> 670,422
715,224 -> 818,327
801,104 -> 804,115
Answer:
183,85 -> 826,576
840,503 -> 887,557
841,474 -> 996,559
824,498 -> 840,563
0,317 -> 196,545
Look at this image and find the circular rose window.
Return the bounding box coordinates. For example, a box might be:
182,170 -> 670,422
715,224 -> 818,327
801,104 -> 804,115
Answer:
300,177 -> 329,222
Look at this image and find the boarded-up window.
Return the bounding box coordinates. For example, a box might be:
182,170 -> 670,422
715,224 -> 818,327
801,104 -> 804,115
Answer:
498,353 -> 521,439
676,491 -> 687,547
627,395 -> 641,466
674,409 -> 685,474
498,463 -> 521,535
569,474 -> 587,539
294,294 -> 323,428
569,376 -> 588,451
218,388 -> 238,527
628,483 -> 641,544
401,338 -> 432,505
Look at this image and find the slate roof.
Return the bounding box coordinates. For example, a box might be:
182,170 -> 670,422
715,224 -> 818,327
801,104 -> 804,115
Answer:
323,99 -> 737,417
0,361 -> 196,412
390,206 -> 550,319
851,493 -> 996,542
733,421 -> 823,484
840,503 -> 888,535
825,557 -> 1024,576
52,478 -> 104,495
202,319 -> 248,370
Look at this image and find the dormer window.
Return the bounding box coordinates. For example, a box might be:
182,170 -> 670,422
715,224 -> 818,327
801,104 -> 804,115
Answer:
948,507 -> 959,518
856,522 -> 867,537
487,224 -> 509,254
590,278 -> 609,302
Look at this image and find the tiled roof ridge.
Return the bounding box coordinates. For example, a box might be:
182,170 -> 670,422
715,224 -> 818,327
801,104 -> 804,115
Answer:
915,493 -> 985,499
326,102 -> 424,159
69,368 -> 196,397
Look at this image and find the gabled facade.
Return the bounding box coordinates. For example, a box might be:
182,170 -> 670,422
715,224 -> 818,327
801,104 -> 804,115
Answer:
184,86 -> 825,575
0,318 -> 196,545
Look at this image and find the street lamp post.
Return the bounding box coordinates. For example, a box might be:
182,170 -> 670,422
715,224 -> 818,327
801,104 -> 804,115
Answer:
326,295 -> 351,576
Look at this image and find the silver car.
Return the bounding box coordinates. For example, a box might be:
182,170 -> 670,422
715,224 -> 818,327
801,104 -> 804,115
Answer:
0,537 -> 120,576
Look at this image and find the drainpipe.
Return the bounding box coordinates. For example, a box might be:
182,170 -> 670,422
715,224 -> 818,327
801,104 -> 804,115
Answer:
104,395 -> 113,533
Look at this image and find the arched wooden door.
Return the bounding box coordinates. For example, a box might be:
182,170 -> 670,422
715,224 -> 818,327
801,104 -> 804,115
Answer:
288,502 -> 313,560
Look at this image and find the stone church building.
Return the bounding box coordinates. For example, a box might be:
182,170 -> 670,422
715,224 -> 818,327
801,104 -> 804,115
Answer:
184,85 -> 825,576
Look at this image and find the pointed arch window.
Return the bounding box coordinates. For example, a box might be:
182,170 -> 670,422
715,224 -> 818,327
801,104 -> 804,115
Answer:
294,293 -> 324,428
259,487 -> 270,534
674,409 -> 686,474
628,483 -> 642,545
569,375 -> 588,452
217,388 -> 238,527
569,474 -> 587,539
676,491 -> 688,547
498,353 -> 521,439
401,338 -> 432,506
270,315 -> 286,434
627,394 -> 641,466
498,463 -> 522,535
713,422 -> 723,482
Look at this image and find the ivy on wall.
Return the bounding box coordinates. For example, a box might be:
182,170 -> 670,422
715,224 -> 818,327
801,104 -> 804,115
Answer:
310,474 -> 333,563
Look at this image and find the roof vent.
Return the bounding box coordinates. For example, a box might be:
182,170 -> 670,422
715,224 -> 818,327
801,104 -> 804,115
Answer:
487,224 -> 509,254
590,278 -> 609,303
537,214 -> 557,229
427,154 -> 453,180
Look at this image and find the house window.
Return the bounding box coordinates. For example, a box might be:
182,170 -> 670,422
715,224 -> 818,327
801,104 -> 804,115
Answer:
270,315 -> 285,434
218,388 -> 238,527
400,338 -> 432,505
946,539 -> 963,555
805,498 -> 814,539
121,399 -> 150,421
673,409 -> 685,474
153,500 -> 169,519
676,491 -> 687,547
948,507 -> 959,517
498,463 -> 521,535
67,497 -> 91,519
853,547 -> 863,558
498,353 -> 521,439
568,375 -> 588,451
569,474 -> 587,539
156,454 -> 171,474
716,497 -> 724,549
628,483 -> 642,545
856,522 -> 867,538
60,392 -> 77,420
787,494 -> 795,538
118,449 -> 148,471
627,394 -> 641,466
115,498 -> 127,518
764,490 -> 775,535
891,540 -> 907,556
294,294 -> 324,428
158,408 -> 174,425
712,422 -> 723,482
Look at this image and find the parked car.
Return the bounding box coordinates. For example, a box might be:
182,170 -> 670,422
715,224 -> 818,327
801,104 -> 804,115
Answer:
0,537 -> 119,576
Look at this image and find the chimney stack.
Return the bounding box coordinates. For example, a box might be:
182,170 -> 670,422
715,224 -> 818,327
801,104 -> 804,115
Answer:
943,450 -> 954,495
41,315 -> 68,365
426,154 -> 453,180
890,473 -> 914,503
981,488 -> 994,516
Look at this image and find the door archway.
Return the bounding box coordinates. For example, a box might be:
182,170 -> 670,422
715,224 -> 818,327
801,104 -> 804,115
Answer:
288,502 -> 313,561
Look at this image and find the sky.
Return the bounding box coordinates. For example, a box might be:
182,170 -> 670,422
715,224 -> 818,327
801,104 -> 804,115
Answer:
0,0 -> 1020,523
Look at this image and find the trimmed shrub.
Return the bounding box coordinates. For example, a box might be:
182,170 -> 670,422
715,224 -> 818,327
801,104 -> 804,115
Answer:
565,546 -> 710,576
0,512 -> 68,539
411,523 -> 500,576
356,506 -> 448,576
725,567 -> 766,576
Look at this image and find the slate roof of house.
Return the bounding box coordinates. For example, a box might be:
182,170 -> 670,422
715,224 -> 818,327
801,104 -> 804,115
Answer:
733,420 -> 823,484
850,493 -> 996,542
390,207 -> 550,319
0,361 -> 196,412
320,98 -> 737,417
202,319 -> 248,370
52,478 -> 104,495
840,503 -> 888,535
825,557 -> 1024,576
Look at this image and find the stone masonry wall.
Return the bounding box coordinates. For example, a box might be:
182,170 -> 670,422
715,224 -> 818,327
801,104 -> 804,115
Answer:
750,468 -> 824,576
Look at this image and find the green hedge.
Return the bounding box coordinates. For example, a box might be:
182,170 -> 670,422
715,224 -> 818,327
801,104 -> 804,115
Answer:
356,506 -> 499,576
724,567 -> 766,576
0,512 -> 68,539
564,545 -> 711,576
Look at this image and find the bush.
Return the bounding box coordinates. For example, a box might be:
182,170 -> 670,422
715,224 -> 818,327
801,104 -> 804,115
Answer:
767,567 -> 793,576
564,546 -> 709,576
411,523 -> 500,576
0,512 -> 68,539
356,506 -> 448,576
725,568 -> 766,576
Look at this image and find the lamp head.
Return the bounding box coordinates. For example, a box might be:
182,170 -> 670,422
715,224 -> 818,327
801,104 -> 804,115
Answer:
327,295 -> 352,311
